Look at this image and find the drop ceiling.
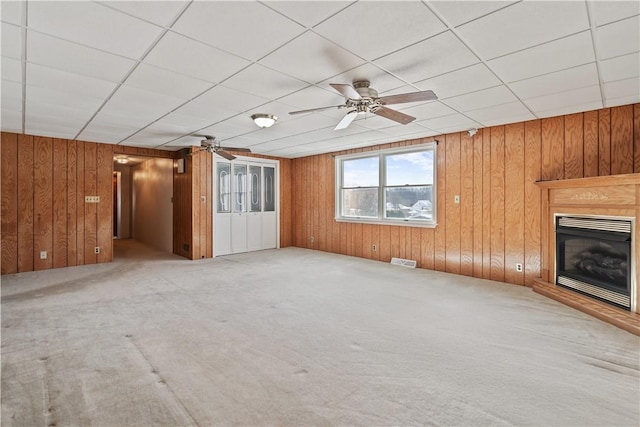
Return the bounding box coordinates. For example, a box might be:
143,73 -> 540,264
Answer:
1,0 -> 639,158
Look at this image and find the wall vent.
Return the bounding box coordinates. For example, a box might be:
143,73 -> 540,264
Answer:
391,257 -> 417,268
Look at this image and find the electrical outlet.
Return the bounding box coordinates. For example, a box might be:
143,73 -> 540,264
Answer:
40,251 -> 47,260
372,244 -> 377,251
94,247 -> 100,254
516,263 -> 523,272
85,196 -> 100,203
454,195 -> 460,204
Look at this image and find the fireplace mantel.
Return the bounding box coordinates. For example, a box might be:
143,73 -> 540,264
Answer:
534,173 -> 640,335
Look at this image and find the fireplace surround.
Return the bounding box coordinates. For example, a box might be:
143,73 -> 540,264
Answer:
535,173 -> 640,335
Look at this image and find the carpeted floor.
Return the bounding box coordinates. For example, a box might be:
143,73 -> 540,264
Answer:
2,239 -> 639,426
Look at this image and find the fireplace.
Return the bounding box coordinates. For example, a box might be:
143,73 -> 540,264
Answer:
555,216 -> 632,310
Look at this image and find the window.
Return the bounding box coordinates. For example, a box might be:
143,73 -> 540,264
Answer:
335,143 -> 436,227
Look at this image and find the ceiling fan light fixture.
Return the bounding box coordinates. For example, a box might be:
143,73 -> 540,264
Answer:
251,113 -> 277,128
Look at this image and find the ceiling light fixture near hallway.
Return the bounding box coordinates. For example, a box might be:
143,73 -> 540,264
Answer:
251,113 -> 277,128
114,155 -> 129,164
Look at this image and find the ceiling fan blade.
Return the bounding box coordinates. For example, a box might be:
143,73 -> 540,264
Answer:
373,107 -> 416,125
378,90 -> 437,105
334,111 -> 357,130
216,150 -> 236,161
219,147 -> 251,153
330,83 -> 361,100
289,105 -> 344,115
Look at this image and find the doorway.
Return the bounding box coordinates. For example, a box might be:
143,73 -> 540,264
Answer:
214,156 -> 279,256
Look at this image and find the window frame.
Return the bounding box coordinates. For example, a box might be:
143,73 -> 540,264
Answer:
335,142 -> 437,228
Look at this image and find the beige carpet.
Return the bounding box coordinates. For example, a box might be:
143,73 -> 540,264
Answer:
2,239 -> 639,426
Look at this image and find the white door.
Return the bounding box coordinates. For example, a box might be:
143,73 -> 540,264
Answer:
214,161 -> 231,255
231,163 -> 248,253
214,157 -> 279,256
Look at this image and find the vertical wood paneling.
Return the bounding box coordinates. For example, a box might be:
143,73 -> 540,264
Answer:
420,228 -> 434,270
191,152 -> 201,260
76,141 -> 85,265
460,132 -> 474,276
17,135 -> 34,272
445,133 -> 461,274
96,144 -> 113,263
541,116 -> 564,180
635,105 -> 640,172
206,153 -> 213,257
583,110 -> 599,177
599,108 -> 611,176
611,105 -> 634,175
434,138 -> 446,271
490,127 -> 505,282
563,113 -> 583,179
33,137 -> 53,271
481,129 -> 492,278
83,142 -> 97,265
472,130 -> 484,277
52,138 -> 68,268
379,225 -> 390,262
504,123 -> 525,285
1,133 -> 18,274
67,140 -> 77,266
524,120 -> 542,286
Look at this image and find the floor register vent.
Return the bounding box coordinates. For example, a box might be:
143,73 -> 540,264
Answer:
391,257 -> 417,268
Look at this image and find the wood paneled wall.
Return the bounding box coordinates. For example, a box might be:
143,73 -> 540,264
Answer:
289,103 -> 640,286
1,133 -> 114,274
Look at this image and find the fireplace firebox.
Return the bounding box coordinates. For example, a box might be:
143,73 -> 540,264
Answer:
555,216 -> 632,310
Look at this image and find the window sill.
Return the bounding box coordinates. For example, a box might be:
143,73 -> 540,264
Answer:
335,217 -> 437,228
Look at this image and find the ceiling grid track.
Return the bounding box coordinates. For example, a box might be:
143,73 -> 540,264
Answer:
585,0 -> 608,108
20,0 -> 28,134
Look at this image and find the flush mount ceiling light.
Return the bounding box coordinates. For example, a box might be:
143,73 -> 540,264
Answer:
251,113 -> 277,128
114,155 -> 129,164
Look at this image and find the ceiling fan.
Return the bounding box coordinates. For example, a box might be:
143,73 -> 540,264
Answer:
289,80 -> 437,130
193,135 -> 251,160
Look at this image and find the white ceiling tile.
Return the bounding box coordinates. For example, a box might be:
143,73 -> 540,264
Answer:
155,111 -> 219,133
77,129 -> 125,144
121,128 -> 180,146
99,86 -> 184,122
198,121 -> 251,141
28,1 -> 163,59
1,80 -> 22,110
603,77 -> 640,100
144,32 -> 250,84
487,31 -> 595,83
591,1 -> 640,27
353,114 -> 405,130
416,113 -> 481,131
376,31 -> 479,84
140,122 -> 201,141
2,23 -> 22,59
413,63 -> 501,99
27,84 -> 105,112
182,85 -> 269,120
25,115 -> 85,139
118,136 -> 162,147
1,1 -> 23,25
595,16 -> 640,60
259,31 -> 365,84
26,102 -> 94,122
263,1 -> 353,28
2,57 -> 21,83
26,62 -> 117,100
79,121 -> 140,141
508,63 -> 599,100
172,2 -> 304,61
315,1 -> 446,60
458,1 -> 589,59
524,85 -> 602,112
376,123 -> 434,137
91,110 -> 155,129
124,63 -> 212,100
443,85 -> 517,112
222,64 -> 308,101
605,93 -> 640,107
398,101 -> 457,121
98,1 -> 189,27
27,31 -> 135,82
253,112 -> 338,139
1,109 -> 22,132
427,1 -> 519,27
479,113 -> 538,127
278,85 -> 342,110
600,52 -> 640,82
465,101 -> 533,124
535,101 -> 604,119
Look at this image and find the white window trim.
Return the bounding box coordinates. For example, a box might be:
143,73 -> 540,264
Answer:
335,142 -> 437,228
